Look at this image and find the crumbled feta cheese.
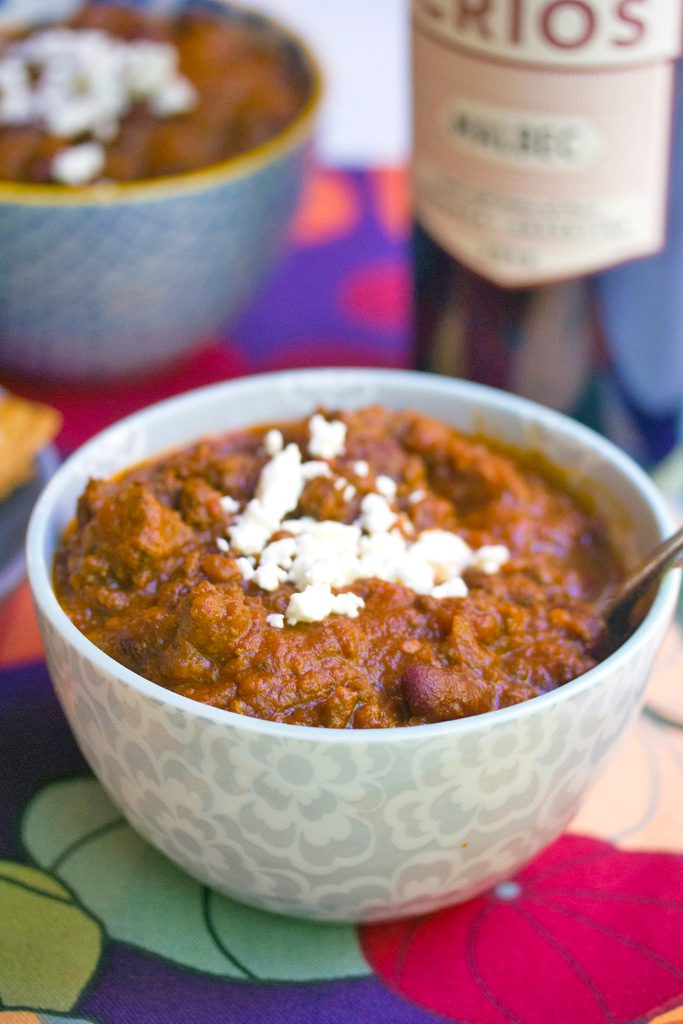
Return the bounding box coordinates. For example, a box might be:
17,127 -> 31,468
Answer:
288,521 -> 362,590
149,76 -> 197,117
0,58 -> 31,123
285,584 -> 329,624
410,530 -> 472,581
0,27 -> 198,175
353,460 -> 369,477
431,576 -> 469,599
228,511 -> 272,558
301,460 -> 332,480
281,516 -> 317,536
260,537 -> 297,565
357,493 -> 397,536
220,495 -> 239,515
357,529 -> 408,582
469,545 -> 510,574
394,547 -> 436,593
408,489 -> 426,505
216,537 -> 230,553
264,429 -> 284,456
375,475 -> 397,498
236,557 -> 255,581
286,584 -> 365,625
124,40 -> 177,97
333,477 -> 346,491
266,613 -> 285,629
330,591 -> 366,620
216,429 -> 509,627
257,443 -> 304,519
229,443 -> 304,555
51,142 -> 105,185
308,414 -> 347,460
253,563 -> 288,592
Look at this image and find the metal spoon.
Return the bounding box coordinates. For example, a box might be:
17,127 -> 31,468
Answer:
603,523 -> 683,639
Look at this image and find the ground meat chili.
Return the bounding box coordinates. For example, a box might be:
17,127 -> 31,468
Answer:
53,406 -> 624,729
0,3 -> 311,185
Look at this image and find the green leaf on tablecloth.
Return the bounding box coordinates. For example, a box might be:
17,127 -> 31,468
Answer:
204,892 -> 371,982
0,861 -> 102,1012
22,776 -> 371,983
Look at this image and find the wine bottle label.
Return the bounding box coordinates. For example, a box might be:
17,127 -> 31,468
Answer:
412,0 -> 683,287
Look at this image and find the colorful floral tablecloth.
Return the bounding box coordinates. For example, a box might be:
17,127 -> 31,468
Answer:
1,168 -> 683,1024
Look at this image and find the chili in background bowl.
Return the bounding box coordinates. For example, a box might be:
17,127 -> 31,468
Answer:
0,0 -> 322,381
26,369 -> 681,921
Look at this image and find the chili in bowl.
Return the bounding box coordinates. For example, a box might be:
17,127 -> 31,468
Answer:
26,369 -> 681,921
54,404 -> 626,728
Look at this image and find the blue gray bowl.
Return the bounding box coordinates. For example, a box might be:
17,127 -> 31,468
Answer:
0,0 -> 322,380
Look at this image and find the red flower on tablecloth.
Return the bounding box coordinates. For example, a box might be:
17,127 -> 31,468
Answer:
339,260 -> 410,333
360,834 -> 683,1024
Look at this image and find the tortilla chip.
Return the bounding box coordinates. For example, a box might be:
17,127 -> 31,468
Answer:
0,393 -> 61,501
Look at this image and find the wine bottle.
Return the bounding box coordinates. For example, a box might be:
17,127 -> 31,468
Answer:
412,0 -> 683,465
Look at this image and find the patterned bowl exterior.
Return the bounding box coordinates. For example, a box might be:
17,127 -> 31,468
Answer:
0,1 -> 319,381
26,370 -> 681,922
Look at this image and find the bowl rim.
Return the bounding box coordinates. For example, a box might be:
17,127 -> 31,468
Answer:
26,367 -> 682,743
0,0 -> 323,208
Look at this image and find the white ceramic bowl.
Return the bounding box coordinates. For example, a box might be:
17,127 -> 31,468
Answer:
26,369 -> 681,922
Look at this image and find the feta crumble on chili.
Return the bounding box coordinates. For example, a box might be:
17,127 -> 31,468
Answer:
308,414 -> 347,460
0,26 -> 197,184
221,414 -> 510,627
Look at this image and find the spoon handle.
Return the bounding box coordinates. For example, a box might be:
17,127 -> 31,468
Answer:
608,523 -> 683,624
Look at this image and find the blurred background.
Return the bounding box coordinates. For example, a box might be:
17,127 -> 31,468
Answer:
1,0 -> 682,480
0,0 -> 681,532
243,0 -> 410,167
0,0 -> 415,441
